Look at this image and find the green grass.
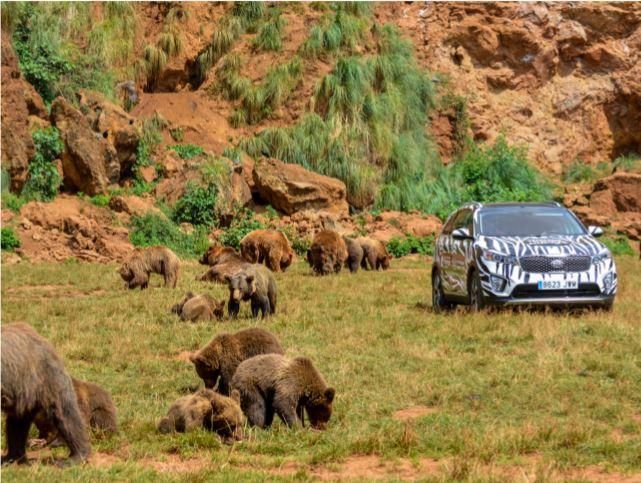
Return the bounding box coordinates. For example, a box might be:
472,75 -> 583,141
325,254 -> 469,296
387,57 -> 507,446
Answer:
2,256 -> 641,480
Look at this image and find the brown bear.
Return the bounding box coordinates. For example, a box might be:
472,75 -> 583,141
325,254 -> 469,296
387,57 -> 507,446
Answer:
343,236 -> 364,273
119,246 -> 180,289
357,237 -> 391,270
199,245 -> 243,266
171,292 -> 225,322
190,328 -> 284,395
308,230 -> 348,275
1,323 -> 90,465
231,354 -> 335,430
240,230 -> 294,272
34,377 -> 117,445
198,246 -> 249,284
225,264 -> 277,318
157,388 -> 244,443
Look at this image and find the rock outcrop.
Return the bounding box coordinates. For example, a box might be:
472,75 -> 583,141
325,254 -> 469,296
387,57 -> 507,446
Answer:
252,158 -> 349,216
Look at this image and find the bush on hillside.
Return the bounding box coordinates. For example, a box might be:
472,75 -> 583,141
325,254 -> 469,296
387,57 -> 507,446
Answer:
218,209 -> 264,250
387,234 -> 434,258
1,227 -> 21,251
601,234 -> 635,256
22,127 -> 64,202
172,183 -> 218,227
129,213 -> 209,259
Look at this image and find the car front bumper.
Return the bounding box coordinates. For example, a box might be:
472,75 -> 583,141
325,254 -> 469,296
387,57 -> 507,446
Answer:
490,293 -> 615,307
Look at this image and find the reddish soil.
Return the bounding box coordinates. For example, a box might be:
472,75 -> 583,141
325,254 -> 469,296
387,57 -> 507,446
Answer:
392,405 -> 438,421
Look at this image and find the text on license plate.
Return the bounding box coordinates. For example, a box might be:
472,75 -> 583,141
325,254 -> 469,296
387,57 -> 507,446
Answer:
537,280 -> 578,290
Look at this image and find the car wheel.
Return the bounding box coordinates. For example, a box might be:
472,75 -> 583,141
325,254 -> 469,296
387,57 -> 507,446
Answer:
468,270 -> 486,312
432,270 -> 454,313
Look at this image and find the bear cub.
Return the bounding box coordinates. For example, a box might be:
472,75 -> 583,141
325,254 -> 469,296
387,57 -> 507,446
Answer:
171,292 -> 225,322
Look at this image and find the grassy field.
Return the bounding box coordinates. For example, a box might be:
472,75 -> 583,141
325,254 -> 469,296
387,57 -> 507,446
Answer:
1,255 -> 641,481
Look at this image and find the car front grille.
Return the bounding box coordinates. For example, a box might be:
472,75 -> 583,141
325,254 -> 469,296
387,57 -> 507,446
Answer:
511,283 -> 601,299
519,256 -> 591,273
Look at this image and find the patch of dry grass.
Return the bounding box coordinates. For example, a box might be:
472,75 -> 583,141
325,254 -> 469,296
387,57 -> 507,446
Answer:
1,256 -> 641,481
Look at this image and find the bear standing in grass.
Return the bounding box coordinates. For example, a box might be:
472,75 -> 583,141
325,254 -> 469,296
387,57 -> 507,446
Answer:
171,292 -> 225,322
119,246 -> 180,289
225,264 -> 277,318
198,245 -> 249,284
190,328 -> 284,395
157,388 -> 244,443
1,323 -> 90,465
343,236 -> 364,273
240,229 -> 294,272
357,237 -> 391,270
308,230 -> 348,275
231,354 -> 335,430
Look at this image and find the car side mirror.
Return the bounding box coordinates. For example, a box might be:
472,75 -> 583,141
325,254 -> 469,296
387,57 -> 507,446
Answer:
588,225 -> 603,237
452,228 -> 472,240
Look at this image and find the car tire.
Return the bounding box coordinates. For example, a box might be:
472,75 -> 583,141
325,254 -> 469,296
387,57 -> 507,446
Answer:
432,270 -> 454,313
468,270 -> 486,312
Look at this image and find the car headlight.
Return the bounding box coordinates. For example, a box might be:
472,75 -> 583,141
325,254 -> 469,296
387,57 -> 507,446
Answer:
592,250 -> 612,264
480,249 -> 517,265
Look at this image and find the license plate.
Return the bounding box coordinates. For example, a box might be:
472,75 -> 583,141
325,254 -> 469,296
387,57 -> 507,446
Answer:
537,280 -> 578,290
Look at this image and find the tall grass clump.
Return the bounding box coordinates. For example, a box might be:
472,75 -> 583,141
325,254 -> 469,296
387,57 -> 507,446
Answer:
252,13 -> 284,52
299,4 -> 369,58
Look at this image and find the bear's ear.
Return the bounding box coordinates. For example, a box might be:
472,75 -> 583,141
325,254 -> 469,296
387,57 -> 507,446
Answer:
324,387 -> 335,403
230,389 -> 241,404
185,291 -> 194,298
245,274 -> 255,284
189,352 -> 209,367
210,397 -> 223,413
223,274 -> 232,284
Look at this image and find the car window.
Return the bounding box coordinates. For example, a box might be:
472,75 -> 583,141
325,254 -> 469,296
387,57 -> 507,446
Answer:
442,211 -> 459,235
453,209 -> 473,234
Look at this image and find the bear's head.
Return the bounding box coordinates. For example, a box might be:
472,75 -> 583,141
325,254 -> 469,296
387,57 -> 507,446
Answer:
209,389 -> 244,443
171,291 -> 194,314
226,272 -> 256,302
190,351 -> 220,389
381,254 -> 391,270
118,262 -> 133,282
281,250 -> 294,271
305,387 -> 335,430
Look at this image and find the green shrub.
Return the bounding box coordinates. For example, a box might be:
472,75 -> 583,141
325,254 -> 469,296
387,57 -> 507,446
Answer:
88,193 -> 110,207
22,127 -> 63,201
612,153 -> 640,173
387,234 -> 434,258
1,227 -> 21,251
169,127 -> 184,142
129,213 -> 209,258
170,144 -> 204,160
562,160 -> 597,184
601,234 -> 635,256
172,183 -> 217,227
2,193 -> 26,213
218,209 -> 264,250
281,226 -> 310,257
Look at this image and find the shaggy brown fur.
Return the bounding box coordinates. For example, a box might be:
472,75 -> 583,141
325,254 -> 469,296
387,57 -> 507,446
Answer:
197,246 -> 249,284
357,237 -> 391,270
199,246 -> 243,266
190,328 -> 284,395
343,236 -> 364,273
119,246 -> 180,289
157,388 -> 244,443
34,378 -> 117,444
308,230 -> 348,275
226,264 -> 277,318
240,230 -> 294,272
171,292 -> 225,322
1,323 -> 90,465
231,354 -> 335,430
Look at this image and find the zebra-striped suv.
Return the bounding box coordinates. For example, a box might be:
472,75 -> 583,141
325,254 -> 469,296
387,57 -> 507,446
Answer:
431,202 -> 617,311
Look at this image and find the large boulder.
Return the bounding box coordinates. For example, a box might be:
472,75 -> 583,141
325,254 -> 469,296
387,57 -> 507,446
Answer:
50,97 -> 120,195
591,173 -> 641,213
252,158 -> 349,216
1,31 -> 47,192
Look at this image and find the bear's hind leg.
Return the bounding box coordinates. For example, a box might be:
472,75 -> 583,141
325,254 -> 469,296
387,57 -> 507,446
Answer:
4,414 -> 33,464
244,395 -> 269,428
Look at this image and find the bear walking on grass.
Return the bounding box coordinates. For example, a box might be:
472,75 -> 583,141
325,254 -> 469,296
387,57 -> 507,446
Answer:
171,292 -> 225,322
307,230 -> 348,275
225,264 -> 277,318
1,323 -> 91,465
198,245 -> 249,284
240,229 -> 294,272
231,354 -> 335,430
356,237 -> 391,271
343,236 -> 364,273
119,246 -> 180,289
157,388 -> 244,443
190,328 -> 284,395
34,378 -> 117,445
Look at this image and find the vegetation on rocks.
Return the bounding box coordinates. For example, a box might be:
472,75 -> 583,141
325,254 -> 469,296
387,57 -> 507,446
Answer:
387,234 -> 435,258
22,127 -> 63,202
0,227 -> 20,251
129,212 -> 209,259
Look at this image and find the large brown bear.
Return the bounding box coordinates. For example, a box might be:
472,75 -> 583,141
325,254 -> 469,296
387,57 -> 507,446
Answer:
198,245 -> 249,284
231,354 -> 335,430
171,292 -> 225,322
190,328 -> 284,395
225,264 -> 277,318
157,388 -> 244,443
1,323 -> 90,465
356,237 -> 391,270
34,377 -> 117,445
343,236 -> 364,273
240,230 -> 294,272
119,246 -> 180,289
307,230 -> 348,275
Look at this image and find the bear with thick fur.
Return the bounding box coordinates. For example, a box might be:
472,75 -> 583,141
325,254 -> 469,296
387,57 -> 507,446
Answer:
171,292 -> 225,322
34,377 -> 117,445
199,245 -> 243,266
342,236 -> 364,273
240,230 -> 294,272
357,237 -> 391,271
190,328 -> 284,395
198,246 -> 249,284
119,246 -> 180,289
157,388 -> 244,443
308,230 -> 348,275
225,264 -> 277,318
231,354 -> 335,430
1,323 -> 91,465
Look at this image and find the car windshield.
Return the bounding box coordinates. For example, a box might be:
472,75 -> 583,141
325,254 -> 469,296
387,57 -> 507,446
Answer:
478,206 -> 586,237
